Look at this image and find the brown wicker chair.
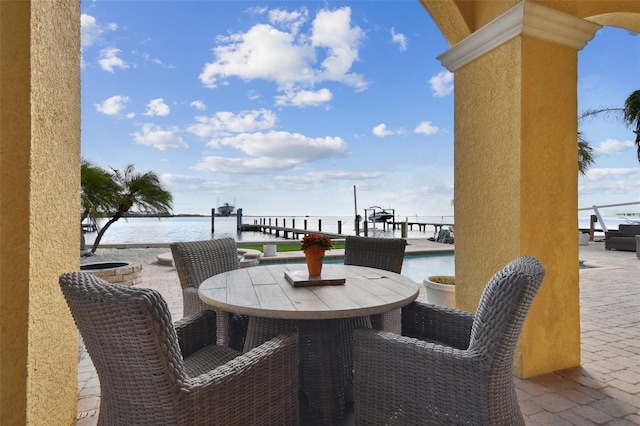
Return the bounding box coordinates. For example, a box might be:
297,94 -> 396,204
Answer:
171,238 -> 248,350
60,272 -> 298,426
353,256 -> 545,425
344,235 -> 407,330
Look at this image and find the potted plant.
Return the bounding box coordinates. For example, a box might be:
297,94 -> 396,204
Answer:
301,234 -> 333,276
423,275 -> 455,308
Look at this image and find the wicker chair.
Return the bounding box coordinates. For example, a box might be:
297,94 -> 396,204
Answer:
344,235 -> 407,330
353,256 -> 545,425
344,235 -> 406,274
60,272 -> 299,426
171,238 -> 248,350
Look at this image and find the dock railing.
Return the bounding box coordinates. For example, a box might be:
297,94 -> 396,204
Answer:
578,201 -> 640,235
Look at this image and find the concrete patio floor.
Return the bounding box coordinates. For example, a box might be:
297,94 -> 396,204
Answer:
76,239 -> 640,425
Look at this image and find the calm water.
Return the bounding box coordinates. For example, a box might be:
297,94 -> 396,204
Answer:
83,214 -> 630,245
83,215 -> 454,245
82,215 -> 457,282
283,254 -> 455,284
82,214 -> 604,282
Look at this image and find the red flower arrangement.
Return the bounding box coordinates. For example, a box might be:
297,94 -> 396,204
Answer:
300,234 -> 333,251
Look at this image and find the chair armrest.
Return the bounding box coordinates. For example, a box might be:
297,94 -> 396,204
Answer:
402,301 -> 474,350
175,310 -> 217,357
186,333 -> 299,424
353,328 -> 482,423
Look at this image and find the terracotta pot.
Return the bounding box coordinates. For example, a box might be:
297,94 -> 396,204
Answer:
304,245 -> 326,276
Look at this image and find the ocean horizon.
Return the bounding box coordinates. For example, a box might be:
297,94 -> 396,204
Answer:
83,214 -> 456,245
81,213 -> 629,245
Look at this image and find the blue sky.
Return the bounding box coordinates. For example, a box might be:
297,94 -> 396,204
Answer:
81,1 -> 639,217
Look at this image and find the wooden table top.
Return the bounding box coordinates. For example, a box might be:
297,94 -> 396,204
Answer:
198,264 -> 419,320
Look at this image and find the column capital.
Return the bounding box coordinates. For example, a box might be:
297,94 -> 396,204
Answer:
438,1 -> 601,71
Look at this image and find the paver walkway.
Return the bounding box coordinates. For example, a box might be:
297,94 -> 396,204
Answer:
76,240 -> 640,425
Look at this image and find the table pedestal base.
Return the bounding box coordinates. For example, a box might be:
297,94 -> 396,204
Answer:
245,316 -> 371,425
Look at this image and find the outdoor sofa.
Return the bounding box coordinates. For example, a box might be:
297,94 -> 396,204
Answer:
604,224 -> 640,252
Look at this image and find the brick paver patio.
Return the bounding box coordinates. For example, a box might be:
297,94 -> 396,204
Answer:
75,240 -> 640,425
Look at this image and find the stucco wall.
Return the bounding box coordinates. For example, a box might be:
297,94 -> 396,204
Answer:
424,0 -> 640,46
453,37 -> 523,308
541,0 -> 640,31
454,33 -> 582,378
1,2 -> 33,422
518,35 -> 581,377
451,28 -> 582,379
422,0 -> 632,377
0,1 -> 81,424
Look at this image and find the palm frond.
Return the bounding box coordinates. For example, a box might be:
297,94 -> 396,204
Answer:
622,90 -> 640,162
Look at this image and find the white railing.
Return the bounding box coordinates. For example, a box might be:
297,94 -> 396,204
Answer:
578,201 -> 640,233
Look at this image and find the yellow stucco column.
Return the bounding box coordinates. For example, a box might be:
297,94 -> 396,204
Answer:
438,2 -> 600,378
0,1 -> 80,424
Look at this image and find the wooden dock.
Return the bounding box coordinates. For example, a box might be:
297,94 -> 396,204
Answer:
241,224 -> 345,240
242,217 -> 349,240
388,221 -> 454,235
241,216 -> 454,239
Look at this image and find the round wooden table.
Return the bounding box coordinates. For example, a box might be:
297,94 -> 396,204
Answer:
199,263 -> 419,425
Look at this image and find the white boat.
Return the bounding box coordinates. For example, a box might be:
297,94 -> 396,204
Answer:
216,202 -> 235,216
368,209 -> 394,222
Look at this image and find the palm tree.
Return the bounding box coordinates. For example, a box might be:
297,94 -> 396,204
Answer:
89,164 -> 173,254
81,158 -> 119,224
578,89 -> 640,164
622,90 -> 640,162
578,132 -> 595,176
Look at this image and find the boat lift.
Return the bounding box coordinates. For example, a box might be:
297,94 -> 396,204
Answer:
366,206 -> 395,222
363,206 -> 395,235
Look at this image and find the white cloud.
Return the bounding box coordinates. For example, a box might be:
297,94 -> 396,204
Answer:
579,167 -> 639,196
247,5 -> 269,16
142,53 -> 162,65
415,121 -> 442,135
311,7 -> 366,89
143,98 -> 170,117
80,14 -> 117,48
214,131 -> 346,163
94,95 -> 130,116
160,174 -> 250,193
391,28 -> 407,52
268,7 -> 308,35
161,174 -> 206,186
194,130 -> 347,174
199,6 -> 367,95
188,109 -> 277,139
429,70 -> 454,97
583,167 -> 638,180
190,100 -> 206,111
274,88 -> 333,107
276,170 -> 382,184
318,170 -> 383,180
141,52 -> 174,69
373,124 -> 393,137
594,138 -> 635,155
194,156 -> 299,174
199,24 -> 312,89
373,123 -> 403,137
132,124 -> 188,150
98,47 -> 129,73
